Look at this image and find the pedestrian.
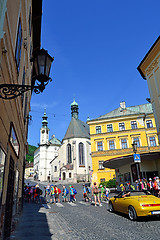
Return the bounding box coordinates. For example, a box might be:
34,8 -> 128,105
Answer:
83,184 -> 87,201
50,184 -> 55,204
104,186 -> 110,202
156,177 -> 160,197
135,180 -> 139,190
46,184 -> 50,195
92,182 -> 102,207
148,178 -> 153,194
72,185 -> 77,201
62,185 -> 68,202
54,185 -> 60,203
69,185 -> 75,202
153,178 -> 158,197
99,185 -> 104,201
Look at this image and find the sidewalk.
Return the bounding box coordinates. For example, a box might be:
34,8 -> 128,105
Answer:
9,199 -> 79,240
10,201 -> 52,240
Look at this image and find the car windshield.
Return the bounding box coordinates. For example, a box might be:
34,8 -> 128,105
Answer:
118,191 -> 151,198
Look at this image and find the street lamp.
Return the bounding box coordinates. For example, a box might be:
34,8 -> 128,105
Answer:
132,141 -> 137,154
132,141 -> 140,180
0,48 -> 54,100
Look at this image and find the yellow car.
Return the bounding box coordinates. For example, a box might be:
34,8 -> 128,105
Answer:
109,191 -> 160,221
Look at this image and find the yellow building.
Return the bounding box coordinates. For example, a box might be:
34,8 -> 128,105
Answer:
25,162 -> 34,179
138,36 -> 160,144
0,0 -> 42,238
87,102 -> 160,184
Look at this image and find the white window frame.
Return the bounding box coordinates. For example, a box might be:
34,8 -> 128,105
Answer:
120,138 -> 128,149
97,141 -> 103,151
119,122 -> 125,131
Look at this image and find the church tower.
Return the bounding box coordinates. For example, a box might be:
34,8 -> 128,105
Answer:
71,99 -> 79,120
40,110 -> 49,144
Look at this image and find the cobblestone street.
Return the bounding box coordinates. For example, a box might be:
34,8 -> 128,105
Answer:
10,181 -> 160,240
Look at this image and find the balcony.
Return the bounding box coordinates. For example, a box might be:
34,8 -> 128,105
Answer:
91,145 -> 160,157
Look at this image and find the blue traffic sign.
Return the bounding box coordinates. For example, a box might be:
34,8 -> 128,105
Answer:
133,154 -> 141,162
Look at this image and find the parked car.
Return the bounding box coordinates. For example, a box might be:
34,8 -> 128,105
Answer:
109,190 -> 160,221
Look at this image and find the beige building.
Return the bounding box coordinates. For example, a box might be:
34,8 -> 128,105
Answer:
138,36 -> 160,144
25,162 -> 34,179
0,0 -> 43,238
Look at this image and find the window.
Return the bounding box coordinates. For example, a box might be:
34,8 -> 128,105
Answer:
79,142 -> 85,166
131,121 -> 137,129
96,126 -> 101,134
107,124 -> 113,132
97,141 -> 103,151
146,120 -> 153,128
119,122 -> 125,131
15,19 -> 22,73
121,139 -> 128,149
67,144 -> 72,163
0,146 -> 6,201
54,166 -> 57,172
99,161 -> 104,169
133,137 -> 140,147
100,178 -> 105,182
29,7 -> 32,36
109,140 -> 115,150
69,172 -> 72,178
21,67 -> 25,105
149,137 -> 156,146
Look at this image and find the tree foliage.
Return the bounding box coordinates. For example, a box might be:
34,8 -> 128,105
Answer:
26,144 -> 37,162
99,179 -> 116,188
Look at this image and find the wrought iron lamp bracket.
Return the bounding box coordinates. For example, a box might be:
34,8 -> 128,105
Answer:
0,81 -> 51,100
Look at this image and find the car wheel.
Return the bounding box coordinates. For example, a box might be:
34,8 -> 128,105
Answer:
109,201 -> 114,212
128,206 -> 137,221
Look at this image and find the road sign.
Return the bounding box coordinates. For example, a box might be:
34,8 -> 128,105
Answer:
133,154 -> 141,163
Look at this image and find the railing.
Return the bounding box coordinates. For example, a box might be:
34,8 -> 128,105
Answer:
91,146 -> 160,157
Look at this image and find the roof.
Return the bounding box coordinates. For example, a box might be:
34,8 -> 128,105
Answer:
25,162 -> 33,168
63,118 -> 90,140
137,36 -> 160,79
103,152 -> 160,169
49,135 -> 61,145
89,103 -> 153,122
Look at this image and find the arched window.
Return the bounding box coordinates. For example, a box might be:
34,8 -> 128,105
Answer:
79,142 -> 85,166
67,144 -> 72,163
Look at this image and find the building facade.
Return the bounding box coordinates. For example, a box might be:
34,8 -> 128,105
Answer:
0,0 -> 42,238
138,36 -> 160,144
34,111 -> 61,182
50,100 -> 92,183
87,102 -> 160,185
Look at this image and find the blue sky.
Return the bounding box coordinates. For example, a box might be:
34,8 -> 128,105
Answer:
28,0 -> 160,147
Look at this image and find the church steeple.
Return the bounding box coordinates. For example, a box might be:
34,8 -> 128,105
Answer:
40,109 -> 49,144
71,99 -> 79,120
42,109 -> 48,128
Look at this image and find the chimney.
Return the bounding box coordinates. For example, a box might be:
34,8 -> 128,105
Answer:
120,101 -> 126,109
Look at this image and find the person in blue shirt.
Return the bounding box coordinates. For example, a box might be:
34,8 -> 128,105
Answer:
69,185 -> 74,202
83,184 -> 87,201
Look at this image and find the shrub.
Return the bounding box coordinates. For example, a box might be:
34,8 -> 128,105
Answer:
99,179 -> 116,188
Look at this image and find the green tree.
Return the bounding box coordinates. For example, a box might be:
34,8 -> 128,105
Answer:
99,179 -> 116,188
26,144 -> 37,162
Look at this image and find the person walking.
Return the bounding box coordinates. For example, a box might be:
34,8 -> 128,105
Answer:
83,184 -> 87,201
62,185 -> 68,202
50,185 -> 55,204
69,185 -> 74,202
92,182 -> 102,207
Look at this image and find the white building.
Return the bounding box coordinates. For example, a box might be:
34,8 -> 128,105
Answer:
34,111 -> 61,181
50,100 -> 92,183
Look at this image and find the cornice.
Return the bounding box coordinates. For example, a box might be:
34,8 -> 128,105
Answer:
91,146 -> 160,157
90,127 -> 157,138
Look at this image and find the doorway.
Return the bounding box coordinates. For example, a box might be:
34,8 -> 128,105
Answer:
63,172 -> 66,180
4,156 -> 15,238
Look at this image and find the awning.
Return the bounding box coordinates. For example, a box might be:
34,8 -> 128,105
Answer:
103,152 -> 160,169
